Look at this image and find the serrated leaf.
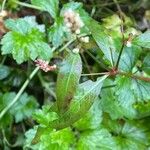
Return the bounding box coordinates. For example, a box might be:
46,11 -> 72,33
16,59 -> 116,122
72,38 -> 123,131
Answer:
10,93 -> 39,123
133,30 -> 150,48
115,76 -> 135,108
33,105 -> 59,127
118,45 -> 141,72
73,99 -> 102,131
132,79 -> 150,102
51,75 -> 107,130
0,65 -> 10,80
28,126 -> 75,149
31,0 -> 59,19
100,79 -> 124,119
115,75 -> 150,118
114,121 -> 149,150
48,17 -> 65,48
102,117 -> 150,150
142,53 -> 150,75
56,52 -> 82,113
77,128 -> 116,150
1,16 -> 52,64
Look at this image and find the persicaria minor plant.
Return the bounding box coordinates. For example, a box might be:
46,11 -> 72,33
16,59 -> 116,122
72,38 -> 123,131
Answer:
1,0 -> 150,149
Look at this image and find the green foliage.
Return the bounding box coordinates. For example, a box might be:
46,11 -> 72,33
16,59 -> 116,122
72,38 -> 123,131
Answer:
56,52 -> 82,113
0,92 -> 38,128
1,16 -> 52,64
31,0 -> 59,19
133,30 -> 150,48
48,17 -> 65,48
0,65 -> 10,80
1,0 -> 150,150
142,53 -> 150,75
10,93 -> 39,123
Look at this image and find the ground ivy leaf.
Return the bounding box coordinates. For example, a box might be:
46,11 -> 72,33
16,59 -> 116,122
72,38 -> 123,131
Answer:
31,0 -> 59,19
142,53 -> 150,75
56,52 -> 82,113
1,16 -> 52,64
133,30 -> 150,49
10,93 -> 39,123
73,99 -> 102,131
51,75 -> 107,130
77,128 -> 116,150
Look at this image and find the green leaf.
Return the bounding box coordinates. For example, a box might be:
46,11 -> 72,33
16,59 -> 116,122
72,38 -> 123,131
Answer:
83,16 -> 116,66
0,92 -> 15,128
48,17 -> 65,48
142,53 -> 150,75
77,128 -> 116,150
134,101 -> 150,118
114,121 -> 149,150
1,16 -> 52,64
0,65 -> 10,80
24,126 -> 42,149
33,105 -> 59,127
118,46 -> 141,72
133,30 -> 150,48
115,76 -> 135,108
132,79 -> 150,102
115,75 -> 150,118
100,79 -> 124,119
73,99 -> 102,131
31,0 -> 59,19
10,93 -> 39,123
61,1 -> 83,13
51,75 -> 107,130
56,52 -> 82,113
26,126 -> 75,149
102,117 -> 150,150
41,128 -> 75,150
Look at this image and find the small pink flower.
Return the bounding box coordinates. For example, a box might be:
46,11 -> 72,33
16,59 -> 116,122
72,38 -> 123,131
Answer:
34,59 -> 57,72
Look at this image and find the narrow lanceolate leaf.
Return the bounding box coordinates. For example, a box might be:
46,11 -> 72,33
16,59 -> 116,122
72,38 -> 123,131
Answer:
56,52 -> 82,113
83,16 -> 116,66
52,75 -> 107,129
133,30 -> 150,49
31,0 -> 59,19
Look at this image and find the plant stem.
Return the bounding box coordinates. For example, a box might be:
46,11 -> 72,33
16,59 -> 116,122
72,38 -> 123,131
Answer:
12,0 -> 42,10
81,72 -> 109,76
85,50 -> 109,71
118,71 -> 150,82
0,67 -> 39,120
1,0 -> 7,11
